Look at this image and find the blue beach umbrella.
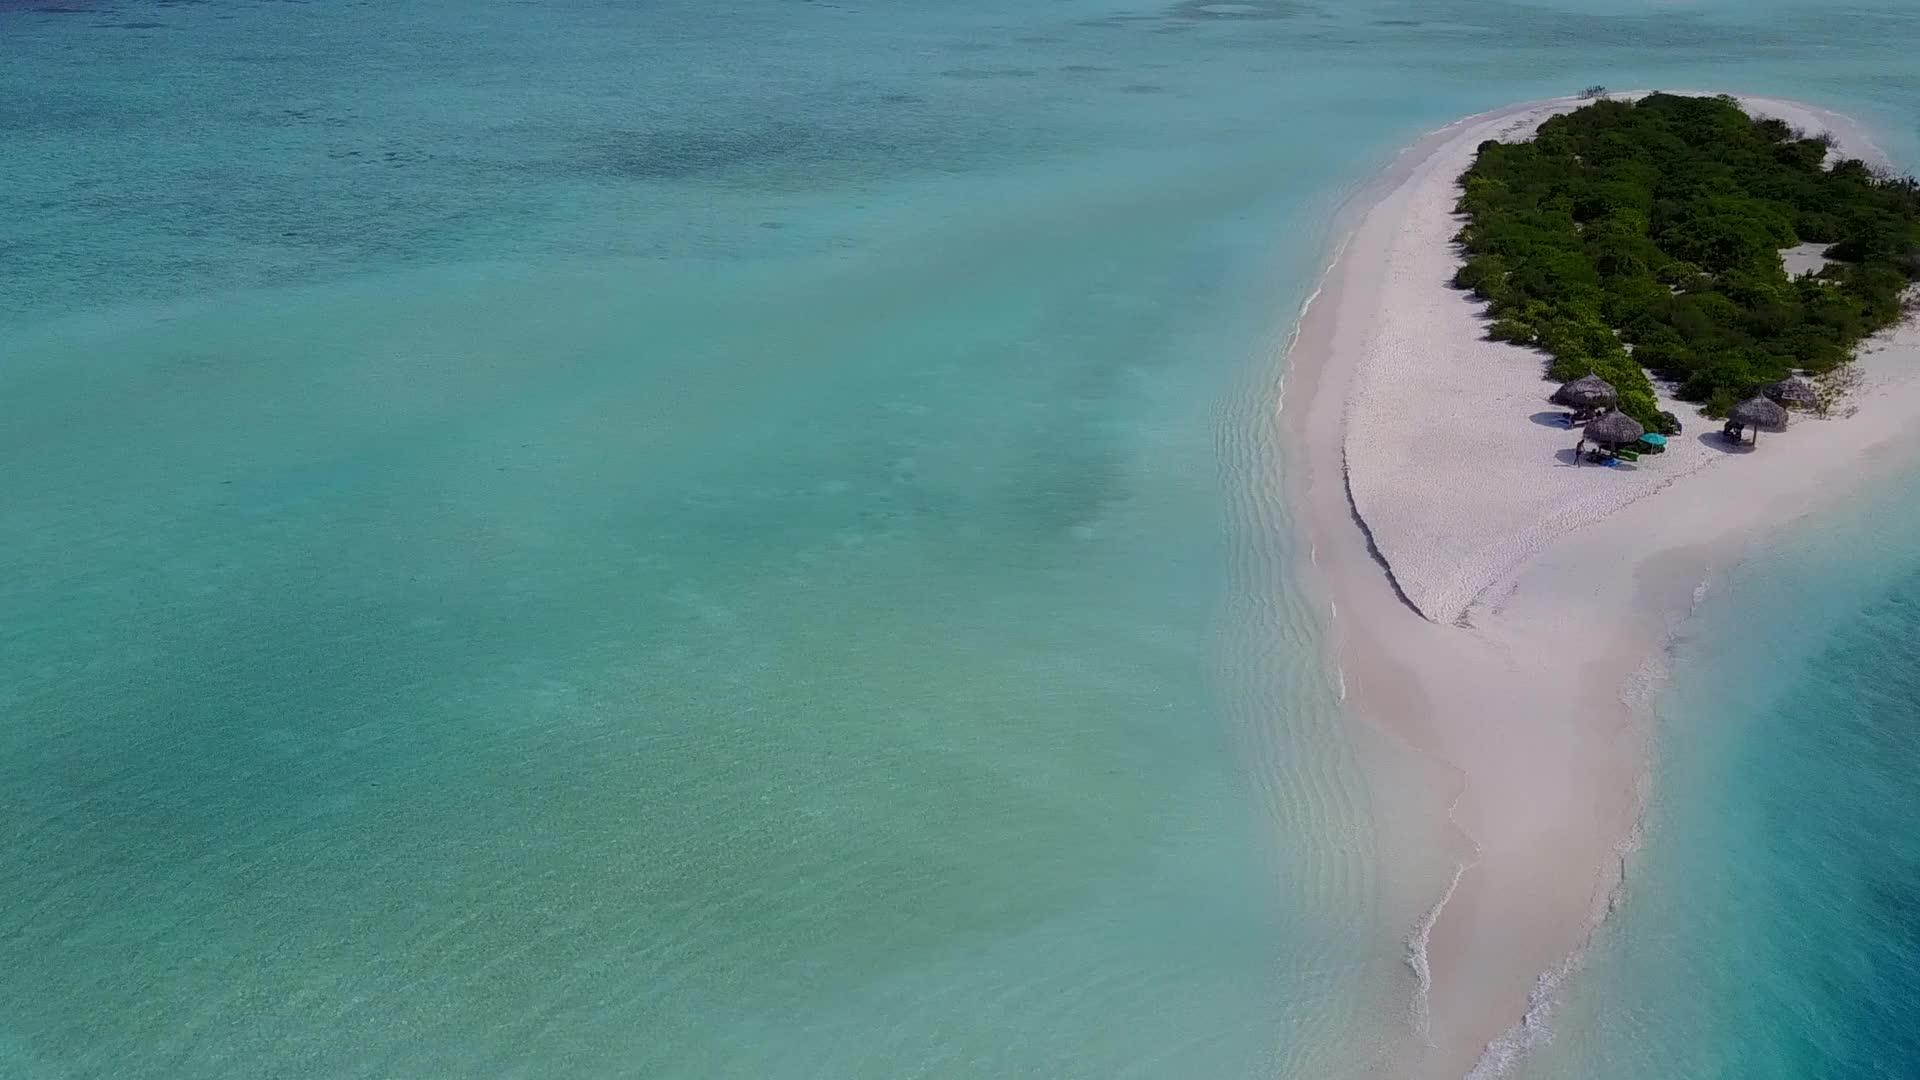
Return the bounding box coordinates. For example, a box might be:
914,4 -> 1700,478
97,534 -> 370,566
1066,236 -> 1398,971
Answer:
1639,433 -> 1667,446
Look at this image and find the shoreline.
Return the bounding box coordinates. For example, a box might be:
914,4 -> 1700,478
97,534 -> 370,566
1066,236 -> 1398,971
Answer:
1279,95 -> 1920,1076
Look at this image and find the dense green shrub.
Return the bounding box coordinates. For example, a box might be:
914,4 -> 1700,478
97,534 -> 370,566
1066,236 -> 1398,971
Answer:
1453,93 -> 1920,425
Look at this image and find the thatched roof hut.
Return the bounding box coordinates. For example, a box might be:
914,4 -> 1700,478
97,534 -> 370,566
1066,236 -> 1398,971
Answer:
1584,410 -> 1645,447
1730,396 -> 1790,433
1764,376 -> 1819,409
1725,395 -> 1789,446
1551,373 -> 1618,410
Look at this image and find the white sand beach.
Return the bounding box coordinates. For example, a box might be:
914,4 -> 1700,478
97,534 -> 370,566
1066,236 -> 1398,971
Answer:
1284,95 -> 1920,1076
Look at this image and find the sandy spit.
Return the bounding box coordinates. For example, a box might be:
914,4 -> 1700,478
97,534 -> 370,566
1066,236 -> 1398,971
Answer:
1281,94 -> 1920,1077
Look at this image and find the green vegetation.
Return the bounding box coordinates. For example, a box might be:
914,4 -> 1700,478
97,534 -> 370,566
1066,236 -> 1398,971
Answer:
1452,93 -> 1920,425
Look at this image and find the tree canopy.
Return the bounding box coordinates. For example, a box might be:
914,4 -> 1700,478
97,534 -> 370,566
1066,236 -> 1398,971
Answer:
1452,93 -> 1920,424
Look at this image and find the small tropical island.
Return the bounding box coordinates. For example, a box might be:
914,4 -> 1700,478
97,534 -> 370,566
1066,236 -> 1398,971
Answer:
1290,91 -> 1920,1075
1451,92 -> 1920,430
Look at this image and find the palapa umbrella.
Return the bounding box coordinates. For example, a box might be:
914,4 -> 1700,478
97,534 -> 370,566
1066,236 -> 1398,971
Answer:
1763,376 -> 1818,409
1728,395 -> 1789,445
1551,373 -> 1618,410
1584,410 -> 1645,447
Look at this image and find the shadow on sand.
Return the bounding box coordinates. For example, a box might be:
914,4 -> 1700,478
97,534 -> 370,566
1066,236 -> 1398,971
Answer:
1530,410 -> 1576,429
1555,447 -> 1638,470
1698,430 -> 1757,454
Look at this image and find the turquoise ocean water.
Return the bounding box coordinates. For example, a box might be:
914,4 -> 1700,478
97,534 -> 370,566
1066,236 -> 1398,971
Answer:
2,1 -> 1917,1077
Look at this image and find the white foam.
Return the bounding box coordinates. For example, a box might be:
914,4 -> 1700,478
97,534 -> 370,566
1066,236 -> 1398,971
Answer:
1407,786 -> 1483,1045
1691,577 -> 1712,611
1462,952 -> 1580,1079
1407,861 -> 1467,1043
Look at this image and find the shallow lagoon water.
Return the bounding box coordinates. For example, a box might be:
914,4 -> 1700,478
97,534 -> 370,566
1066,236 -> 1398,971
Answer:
4,1 -> 1920,1076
